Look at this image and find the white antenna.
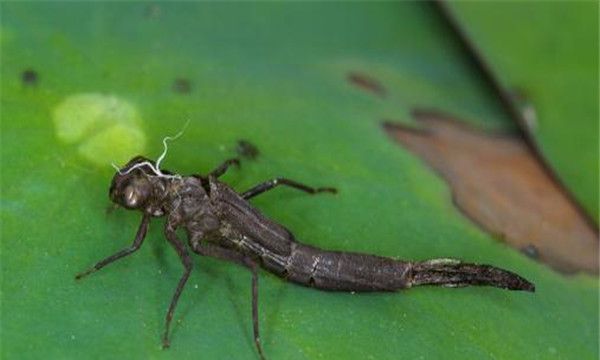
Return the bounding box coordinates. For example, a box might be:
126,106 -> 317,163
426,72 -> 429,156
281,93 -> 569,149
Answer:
155,119 -> 190,171
112,120 -> 190,180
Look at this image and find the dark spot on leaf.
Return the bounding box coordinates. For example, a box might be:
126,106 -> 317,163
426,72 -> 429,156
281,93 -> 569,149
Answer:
383,110 -> 598,275
21,68 -> 38,86
145,4 -> 161,19
236,139 -> 259,160
172,78 -> 192,94
521,244 -> 540,260
347,72 -> 386,97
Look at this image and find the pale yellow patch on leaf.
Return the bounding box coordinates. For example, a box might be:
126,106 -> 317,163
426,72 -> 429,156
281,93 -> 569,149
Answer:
52,93 -> 146,166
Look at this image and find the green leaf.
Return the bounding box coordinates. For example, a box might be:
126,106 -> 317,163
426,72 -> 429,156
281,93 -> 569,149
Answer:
2,3 -> 597,359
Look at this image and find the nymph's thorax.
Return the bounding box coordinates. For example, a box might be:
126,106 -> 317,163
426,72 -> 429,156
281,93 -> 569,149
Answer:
161,174 -> 296,267
163,177 -> 211,221
160,176 -> 223,248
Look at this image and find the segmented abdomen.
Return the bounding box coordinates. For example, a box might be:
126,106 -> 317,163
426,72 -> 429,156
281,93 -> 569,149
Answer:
282,243 -> 412,291
213,179 -> 410,292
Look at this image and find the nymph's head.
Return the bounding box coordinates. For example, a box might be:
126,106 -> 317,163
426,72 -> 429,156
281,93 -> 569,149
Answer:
109,156 -> 171,214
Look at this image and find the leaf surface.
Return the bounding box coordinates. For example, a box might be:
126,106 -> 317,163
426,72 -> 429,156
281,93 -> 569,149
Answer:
1,3 -> 597,359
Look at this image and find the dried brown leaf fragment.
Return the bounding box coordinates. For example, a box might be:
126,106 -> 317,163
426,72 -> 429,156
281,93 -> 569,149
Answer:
384,110 -> 598,275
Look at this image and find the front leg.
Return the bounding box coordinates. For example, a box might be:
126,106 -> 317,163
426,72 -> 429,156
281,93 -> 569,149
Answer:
162,222 -> 193,348
75,214 -> 150,280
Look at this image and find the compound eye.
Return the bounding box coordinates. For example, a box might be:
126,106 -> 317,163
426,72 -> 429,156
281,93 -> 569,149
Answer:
123,185 -> 139,208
